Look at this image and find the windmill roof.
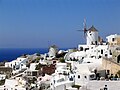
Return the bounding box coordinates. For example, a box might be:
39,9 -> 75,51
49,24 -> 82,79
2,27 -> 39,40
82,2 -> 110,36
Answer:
88,25 -> 98,32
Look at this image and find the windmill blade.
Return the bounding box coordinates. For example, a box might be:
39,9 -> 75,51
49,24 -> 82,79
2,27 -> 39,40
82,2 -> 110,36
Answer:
76,18 -> 88,39
77,29 -> 87,38
84,30 -> 87,38
77,30 -> 84,31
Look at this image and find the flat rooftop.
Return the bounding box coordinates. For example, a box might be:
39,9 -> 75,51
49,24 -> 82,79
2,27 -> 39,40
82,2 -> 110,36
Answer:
85,80 -> 120,90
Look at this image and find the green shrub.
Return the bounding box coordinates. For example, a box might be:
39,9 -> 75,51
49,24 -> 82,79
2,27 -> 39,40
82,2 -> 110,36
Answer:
59,58 -> 65,63
72,85 -> 81,90
35,63 -> 45,70
0,80 -> 5,85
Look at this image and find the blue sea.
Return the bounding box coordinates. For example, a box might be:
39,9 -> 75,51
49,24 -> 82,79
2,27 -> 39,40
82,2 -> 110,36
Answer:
0,48 -> 69,62
0,48 -> 49,62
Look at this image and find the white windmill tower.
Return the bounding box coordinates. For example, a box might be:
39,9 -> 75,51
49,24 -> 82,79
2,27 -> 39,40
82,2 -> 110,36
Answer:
86,25 -> 98,45
78,19 -> 99,45
48,45 -> 58,58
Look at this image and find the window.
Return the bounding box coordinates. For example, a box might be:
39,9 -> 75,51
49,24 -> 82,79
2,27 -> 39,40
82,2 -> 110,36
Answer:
101,49 -> 103,54
112,38 -> 115,42
79,47 -> 83,51
78,75 -> 80,79
107,70 -> 110,75
21,64 -> 23,66
54,80 -> 55,83
109,50 -> 112,55
27,72 -> 31,76
53,61 -> 56,64
117,55 -> 120,63
87,61 -> 91,63
57,78 -> 64,83
32,71 -> 37,76
91,42 -> 93,45
95,41 -> 97,45
84,76 -> 87,79
99,56 -> 102,58
105,54 -> 107,57
90,74 -> 95,78
85,48 -> 89,51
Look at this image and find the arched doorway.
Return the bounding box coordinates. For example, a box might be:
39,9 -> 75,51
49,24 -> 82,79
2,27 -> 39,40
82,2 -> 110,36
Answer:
117,55 -> 120,63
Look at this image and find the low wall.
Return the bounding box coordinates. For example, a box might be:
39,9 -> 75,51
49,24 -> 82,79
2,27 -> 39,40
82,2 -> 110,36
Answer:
102,58 -> 120,75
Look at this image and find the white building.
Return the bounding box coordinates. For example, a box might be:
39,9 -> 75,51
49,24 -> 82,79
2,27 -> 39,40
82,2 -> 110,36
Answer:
50,63 -> 74,90
50,74 -> 74,90
0,79 -> 26,90
74,64 -> 96,85
5,57 -> 28,74
5,57 -> 27,69
106,34 -> 120,46
61,25 -> 114,89
23,63 -> 39,77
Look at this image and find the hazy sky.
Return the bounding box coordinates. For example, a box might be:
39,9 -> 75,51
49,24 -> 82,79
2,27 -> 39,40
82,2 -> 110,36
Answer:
0,0 -> 120,48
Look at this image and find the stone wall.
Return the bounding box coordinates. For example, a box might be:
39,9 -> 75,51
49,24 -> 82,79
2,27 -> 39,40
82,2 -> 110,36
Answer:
102,58 -> 120,75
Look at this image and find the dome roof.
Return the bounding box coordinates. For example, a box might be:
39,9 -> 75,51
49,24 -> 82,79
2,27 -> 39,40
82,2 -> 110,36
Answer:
88,25 -> 98,32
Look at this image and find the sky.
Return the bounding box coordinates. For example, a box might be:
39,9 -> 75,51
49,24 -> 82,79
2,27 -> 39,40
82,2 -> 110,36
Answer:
0,0 -> 120,48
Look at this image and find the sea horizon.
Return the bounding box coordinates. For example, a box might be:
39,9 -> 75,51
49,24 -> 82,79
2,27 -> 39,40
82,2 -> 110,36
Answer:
0,47 -> 70,62
0,48 -> 48,62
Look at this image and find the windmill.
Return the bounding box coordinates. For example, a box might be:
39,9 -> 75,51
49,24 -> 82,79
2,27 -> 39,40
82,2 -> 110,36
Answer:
77,18 -> 91,45
77,19 -> 99,45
